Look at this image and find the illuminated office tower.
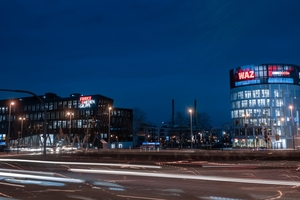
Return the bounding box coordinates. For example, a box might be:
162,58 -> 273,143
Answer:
230,64 -> 300,149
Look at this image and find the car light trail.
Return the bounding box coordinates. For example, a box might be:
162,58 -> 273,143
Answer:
0,159 -> 161,169
0,172 -> 84,183
0,168 -> 54,176
69,168 -> 300,186
117,194 -> 167,200
4,178 -> 65,187
0,181 -> 24,188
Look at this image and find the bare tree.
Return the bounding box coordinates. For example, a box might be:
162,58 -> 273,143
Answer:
133,108 -> 147,147
172,111 -> 212,130
174,111 -> 189,127
196,112 -> 212,130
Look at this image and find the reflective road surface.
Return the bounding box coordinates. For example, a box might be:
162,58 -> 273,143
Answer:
0,157 -> 300,200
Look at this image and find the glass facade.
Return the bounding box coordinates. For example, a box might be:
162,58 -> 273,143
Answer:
230,64 -> 300,149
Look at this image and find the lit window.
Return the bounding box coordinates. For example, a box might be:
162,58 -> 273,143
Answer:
249,99 -> 256,107
276,99 -> 283,107
241,100 -> 248,108
253,90 -> 260,98
261,90 -> 269,97
238,91 -> 244,99
257,99 -> 265,107
238,110 -> 245,117
245,91 -> 251,98
236,101 -> 240,109
275,108 -> 280,116
274,90 -> 279,97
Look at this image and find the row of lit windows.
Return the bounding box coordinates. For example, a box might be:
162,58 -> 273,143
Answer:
231,89 -> 270,100
0,98 -> 111,114
22,100 -> 79,112
0,101 -> 77,114
231,108 -> 290,120
0,110 -> 93,122
233,126 -> 286,136
232,109 -> 270,118
231,98 -> 285,109
47,117 -> 124,129
231,113 -> 289,127
0,108 -> 131,122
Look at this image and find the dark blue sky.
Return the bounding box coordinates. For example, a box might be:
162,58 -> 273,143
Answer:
1,0 -> 300,127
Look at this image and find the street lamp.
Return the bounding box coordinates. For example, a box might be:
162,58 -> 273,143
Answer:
67,112 -> 74,139
243,113 -> 249,148
7,102 -> 14,149
289,105 -> 295,150
108,106 -> 112,143
189,109 -> 193,149
221,123 -> 230,151
17,117 -> 25,154
19,117 -> 26,144
116,136 -> 118,148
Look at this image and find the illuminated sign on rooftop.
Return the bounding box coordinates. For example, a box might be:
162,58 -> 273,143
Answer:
231,64 -> 300,89
79,96 -> 95,108
271,71 -> 290,76
237,70 -> 255,80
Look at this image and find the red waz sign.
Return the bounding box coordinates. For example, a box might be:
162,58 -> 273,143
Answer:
237,70 -> 255,80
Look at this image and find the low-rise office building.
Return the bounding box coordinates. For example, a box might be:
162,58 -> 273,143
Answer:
0,92 -> 133,149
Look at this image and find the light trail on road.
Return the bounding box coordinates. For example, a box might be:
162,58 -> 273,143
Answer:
0,158 -> 161,169
0,168 -> 55,176
69,168 -> 300,186
0,171 -> 84,183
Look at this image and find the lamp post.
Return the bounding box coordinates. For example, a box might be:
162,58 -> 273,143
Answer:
279,117 -> 285,148
116,136 -> 118,148
19,117 -> 25,145
17,117 -> 25,154
7,102 -> 14,149
108,106 -> 112,144
221,123 -> 230,151
289,105 -> 295,150
243,113 -> 249,148
189,109 -> 193,149
67,112 -> 74,138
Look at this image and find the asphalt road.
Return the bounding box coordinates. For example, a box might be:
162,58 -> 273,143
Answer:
0,151 -> 300,200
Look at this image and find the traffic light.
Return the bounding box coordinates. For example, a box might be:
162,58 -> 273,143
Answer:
263,128 -> 268,143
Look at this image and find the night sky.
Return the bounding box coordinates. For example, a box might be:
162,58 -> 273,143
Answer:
1,0 -> 300,127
